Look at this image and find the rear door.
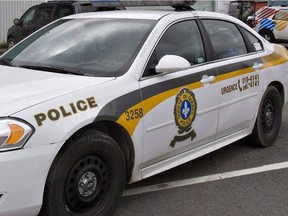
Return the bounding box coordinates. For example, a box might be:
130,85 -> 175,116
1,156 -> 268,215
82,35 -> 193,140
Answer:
201,19 -> 264,139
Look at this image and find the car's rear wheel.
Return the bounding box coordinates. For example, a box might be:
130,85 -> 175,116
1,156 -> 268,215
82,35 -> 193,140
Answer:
39,131 -> 125,216
248,86 -> 282,147
260,30 -> 275,43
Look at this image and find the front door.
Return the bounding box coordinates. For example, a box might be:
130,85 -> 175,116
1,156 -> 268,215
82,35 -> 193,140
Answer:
140,20 -> 219,167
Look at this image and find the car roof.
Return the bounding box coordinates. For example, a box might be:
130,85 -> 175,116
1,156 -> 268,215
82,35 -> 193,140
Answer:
42,1 -> 91,4
63,10 -> 174,20
63,9 -> 239,22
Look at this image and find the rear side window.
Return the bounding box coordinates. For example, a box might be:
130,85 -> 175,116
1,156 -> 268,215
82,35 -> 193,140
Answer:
55,5 -> 74,19
241,28 -> 263,52
202,20 -> 247,60
35,6 -> 54,26
274,10 -> 288,21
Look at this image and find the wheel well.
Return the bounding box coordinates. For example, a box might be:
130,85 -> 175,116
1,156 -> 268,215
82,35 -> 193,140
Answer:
269,81 -> 285,107
7,35 -> 13,42
259,28 -> 272,34
63,121 -> 134,183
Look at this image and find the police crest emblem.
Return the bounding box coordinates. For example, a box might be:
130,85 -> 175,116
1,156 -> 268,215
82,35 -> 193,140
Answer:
170,87 -> 197,147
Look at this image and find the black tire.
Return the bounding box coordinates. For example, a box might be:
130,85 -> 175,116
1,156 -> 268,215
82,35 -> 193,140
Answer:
248,86 -> 282,147
7,37 -> 16,49
39,131 -> 125,216
260,30 -> 275,43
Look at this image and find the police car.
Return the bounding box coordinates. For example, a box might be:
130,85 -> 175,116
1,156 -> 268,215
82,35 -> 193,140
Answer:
1,0 -> 288,215
252,6 -> 288,43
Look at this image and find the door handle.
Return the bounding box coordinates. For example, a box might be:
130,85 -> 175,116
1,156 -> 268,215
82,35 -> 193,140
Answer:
200,75 -> 216,86
252,62 -> 263,70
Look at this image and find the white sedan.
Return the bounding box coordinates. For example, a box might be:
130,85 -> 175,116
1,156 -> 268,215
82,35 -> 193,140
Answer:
0,3 -> 288,216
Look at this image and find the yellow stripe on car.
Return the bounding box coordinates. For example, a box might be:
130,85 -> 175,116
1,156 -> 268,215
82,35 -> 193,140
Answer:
117,46 -> 288,136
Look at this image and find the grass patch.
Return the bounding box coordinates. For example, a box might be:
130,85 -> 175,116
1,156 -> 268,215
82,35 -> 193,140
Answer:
0,43 -> 8,49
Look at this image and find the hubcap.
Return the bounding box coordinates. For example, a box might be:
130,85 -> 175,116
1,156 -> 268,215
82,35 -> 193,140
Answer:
78,171 -> 97,197
265,108 -> 273,127
263,34 -> 271,41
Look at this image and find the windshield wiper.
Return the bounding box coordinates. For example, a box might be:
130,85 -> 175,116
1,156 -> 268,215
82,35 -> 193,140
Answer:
0,58 -> 15,66
19,65 -> 83,75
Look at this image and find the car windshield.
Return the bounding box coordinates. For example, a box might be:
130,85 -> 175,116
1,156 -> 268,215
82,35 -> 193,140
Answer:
4,18 -> 156,77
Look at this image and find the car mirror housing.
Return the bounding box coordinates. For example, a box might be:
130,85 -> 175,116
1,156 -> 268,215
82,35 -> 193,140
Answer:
13,18 -> 22,26
155,55 -> 191,73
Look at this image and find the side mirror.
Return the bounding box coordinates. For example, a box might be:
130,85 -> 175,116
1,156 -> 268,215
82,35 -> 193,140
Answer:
247,15 -> 255,21
155,55 -> 190,73
14,18 -> 22,26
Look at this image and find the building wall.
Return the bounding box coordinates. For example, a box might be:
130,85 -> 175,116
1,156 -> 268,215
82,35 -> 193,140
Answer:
254,2 -> 268,11
0,0 -> 44,43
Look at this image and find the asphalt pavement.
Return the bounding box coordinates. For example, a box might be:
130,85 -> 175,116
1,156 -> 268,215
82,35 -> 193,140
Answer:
114,106 -> 288,216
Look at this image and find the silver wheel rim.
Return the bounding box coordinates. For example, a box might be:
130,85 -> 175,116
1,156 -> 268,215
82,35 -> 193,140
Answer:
78,171 -> 97,197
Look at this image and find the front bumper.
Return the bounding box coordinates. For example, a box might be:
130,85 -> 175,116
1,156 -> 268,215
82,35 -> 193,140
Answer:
0,143 -> 63,216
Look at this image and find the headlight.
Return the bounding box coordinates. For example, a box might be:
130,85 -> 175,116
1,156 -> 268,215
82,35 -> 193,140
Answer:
0,118 -> 34,151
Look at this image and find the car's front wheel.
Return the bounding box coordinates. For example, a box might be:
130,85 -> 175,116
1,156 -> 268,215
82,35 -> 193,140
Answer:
39,131 -> 125,216
7,37 -> 16,49
248,86 -> 282,147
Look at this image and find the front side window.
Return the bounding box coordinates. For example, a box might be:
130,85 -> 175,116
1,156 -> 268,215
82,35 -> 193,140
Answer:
156,20 -> 205,64
21,7 -> 36,26
202,20 -> 247,60
144,20 -> 205,77
4,18 -> 156,77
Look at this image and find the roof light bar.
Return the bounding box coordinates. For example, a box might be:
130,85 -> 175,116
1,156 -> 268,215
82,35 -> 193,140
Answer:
91,0 -> 196,7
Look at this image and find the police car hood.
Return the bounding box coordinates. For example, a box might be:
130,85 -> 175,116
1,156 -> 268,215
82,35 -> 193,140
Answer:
0,66 -> 114,116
